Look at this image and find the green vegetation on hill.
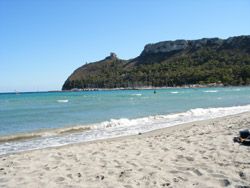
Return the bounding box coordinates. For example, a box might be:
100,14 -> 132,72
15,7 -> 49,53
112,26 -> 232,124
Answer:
62,36 -> 250,90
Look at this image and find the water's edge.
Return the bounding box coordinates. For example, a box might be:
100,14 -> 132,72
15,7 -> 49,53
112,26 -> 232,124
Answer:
1,104 -> 250,156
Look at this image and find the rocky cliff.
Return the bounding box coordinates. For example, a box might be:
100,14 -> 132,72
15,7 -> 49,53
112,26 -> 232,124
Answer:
62,35 -> 250,90
141,36 -> 250,55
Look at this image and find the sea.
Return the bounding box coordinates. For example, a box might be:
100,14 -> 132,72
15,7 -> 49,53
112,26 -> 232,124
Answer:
1,86 -> 250,155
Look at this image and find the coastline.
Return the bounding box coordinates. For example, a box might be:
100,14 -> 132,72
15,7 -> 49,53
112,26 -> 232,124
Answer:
0,112 -> 250,187
61,83 -> 225,92
2,84 -> 244,94
1,104 -> 250,156
0,126 -> 91,144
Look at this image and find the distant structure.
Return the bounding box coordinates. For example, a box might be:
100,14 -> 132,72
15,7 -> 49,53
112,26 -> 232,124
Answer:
110,52 -> 117,59
105,52 -> 118,60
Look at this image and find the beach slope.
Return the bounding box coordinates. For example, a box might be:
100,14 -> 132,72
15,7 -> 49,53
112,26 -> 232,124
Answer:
0,113 -> 250,188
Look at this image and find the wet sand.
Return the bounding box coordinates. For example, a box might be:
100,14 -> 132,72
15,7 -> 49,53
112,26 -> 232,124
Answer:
0,112 -> 250,188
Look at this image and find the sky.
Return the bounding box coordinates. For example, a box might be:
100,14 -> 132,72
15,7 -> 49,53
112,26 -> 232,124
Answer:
0,0 -> 250,92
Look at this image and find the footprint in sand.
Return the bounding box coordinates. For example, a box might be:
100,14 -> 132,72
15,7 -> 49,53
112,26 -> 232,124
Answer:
67,174 -> 73,179
55,177 -> 65,182
96,175 -> 105,180
151,165 -> 161,170
108,170 -> 114,175
219,179 -> 231,187
173,176 -> 187,182
92,151 -> 99,155
126,161 -> 138,167
176,155 -> 184,159
177,147 -> 185,151
124,185 -> 133,188
161,182 -> 171,187
161,147 -> 169,152
191,169 -> 203,176
113,159 -> 121,165
169,170 -> 180,174
136,151 -> 141,156
119,169 -> 132,178
116,146 -> 125,150
113,159 -> 122,168
185,156 -> 194,161
238,171 -> 246,180
210,173 -> 227,178
43,166 -> 50,171
77,172 -> 82,178
199,150 -> 206,154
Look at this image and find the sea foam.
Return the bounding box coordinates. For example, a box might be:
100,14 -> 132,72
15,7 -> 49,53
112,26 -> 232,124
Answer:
203,90 -> 218,93
1,104 -> 250,155
131,94 -> 142,96
57,99 -> 69,103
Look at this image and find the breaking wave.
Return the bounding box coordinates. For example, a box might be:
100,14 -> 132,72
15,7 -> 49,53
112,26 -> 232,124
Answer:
1,104 -> 250,155
203,90 -> 218,93
57,99 -> 69,103
131,94 -> 142,96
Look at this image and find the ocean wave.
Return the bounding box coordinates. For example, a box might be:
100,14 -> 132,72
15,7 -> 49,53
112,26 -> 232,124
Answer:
203,90 -> 218,93
232,88 -> 241,91
1,104 -> 250,155
131,94 -> 142,96
0,126 -> 90,143
171,91 -> 179,94
57,99 -> 69,103
0,134 -> 41,143
90,105 -> 250,131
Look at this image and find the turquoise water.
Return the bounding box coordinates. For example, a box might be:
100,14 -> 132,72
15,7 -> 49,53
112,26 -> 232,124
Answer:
0,87 -> 250,137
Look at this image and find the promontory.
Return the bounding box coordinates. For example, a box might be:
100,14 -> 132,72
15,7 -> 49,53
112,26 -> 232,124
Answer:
62,36 -> 250,90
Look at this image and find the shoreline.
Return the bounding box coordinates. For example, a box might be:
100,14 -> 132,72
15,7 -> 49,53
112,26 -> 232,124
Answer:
1,104 -> 250,156
5,111 -> 248,155
0,111 -> 249,154
0,126 -> 91,144
2,84 -> 250,94
0,112 -> 250,187
61,84 -> 225,92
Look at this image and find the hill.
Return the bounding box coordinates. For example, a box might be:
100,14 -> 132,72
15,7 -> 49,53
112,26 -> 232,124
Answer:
62,36 -> 250,90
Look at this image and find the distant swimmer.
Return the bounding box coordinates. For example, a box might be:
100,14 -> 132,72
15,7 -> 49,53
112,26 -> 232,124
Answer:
154,90 -> 156,94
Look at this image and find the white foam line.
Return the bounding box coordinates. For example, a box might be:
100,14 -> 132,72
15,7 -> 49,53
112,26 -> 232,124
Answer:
1,104 -> 250,155
131,94 -> 142,96
203,90 -> 218,93
57,99 -> 69,103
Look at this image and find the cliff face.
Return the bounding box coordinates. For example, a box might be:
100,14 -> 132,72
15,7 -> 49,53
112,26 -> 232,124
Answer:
141,36 -> 250,55
62,35 -> 250,90
142,40 -> 189,54
124,36 -> 250,66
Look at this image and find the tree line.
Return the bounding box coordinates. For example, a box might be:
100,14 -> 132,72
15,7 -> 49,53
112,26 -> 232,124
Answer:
62,48 -> 250,89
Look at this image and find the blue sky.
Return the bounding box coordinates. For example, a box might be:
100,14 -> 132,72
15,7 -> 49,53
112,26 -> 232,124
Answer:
0,0 -> 250,92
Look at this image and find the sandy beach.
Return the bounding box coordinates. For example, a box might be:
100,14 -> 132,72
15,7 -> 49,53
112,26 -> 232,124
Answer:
0,113 -> 250,188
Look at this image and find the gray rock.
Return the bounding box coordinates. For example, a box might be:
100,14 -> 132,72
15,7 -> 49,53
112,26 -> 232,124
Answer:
143,40 -> 188,54
141,37 -> 226,55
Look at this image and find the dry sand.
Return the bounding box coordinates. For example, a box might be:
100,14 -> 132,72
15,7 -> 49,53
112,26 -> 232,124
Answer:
0,112 -> 250,188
